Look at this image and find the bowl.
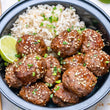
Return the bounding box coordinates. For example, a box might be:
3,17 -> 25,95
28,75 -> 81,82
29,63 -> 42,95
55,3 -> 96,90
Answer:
0,0 -> 110,110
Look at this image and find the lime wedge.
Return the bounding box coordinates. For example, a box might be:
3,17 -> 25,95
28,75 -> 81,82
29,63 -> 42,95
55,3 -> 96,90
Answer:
0,35 -> 18,63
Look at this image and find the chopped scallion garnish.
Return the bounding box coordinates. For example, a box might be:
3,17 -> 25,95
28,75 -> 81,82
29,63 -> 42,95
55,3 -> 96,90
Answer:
19,62 -> 22,65
58,51 -> 61,56
18,38 -> 22,43
63,41 -> 68,45
67,28 -> 71,32
32,72 -> 36,77
53,6 -> 57,10
4,62 -> 9,66
27,64 -> 33,68
83,63 -> 86,67
50,94 -> 53,98
60,8 -> 62,12
44,54 -> 48,58
15,54 -> 21,58
78,52 -> 81,55
105,61 -> 109,64
94,54 -> 97,57
58,68 -> 61,73
40,22 -> 44,26
55,80 -> 61,84
36,56 -> 40,60
33,33 -> 37,35
54,86 -> 60,91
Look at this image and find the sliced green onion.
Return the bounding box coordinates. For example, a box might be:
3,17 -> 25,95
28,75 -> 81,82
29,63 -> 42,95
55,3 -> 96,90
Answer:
15,54 -> 21,58
72,26 -> 74,29
22,54 -> 25,57
63,41 -> 68,45
37,40 -> 41,43
105,61 -> 109,64
77,30 -> 82,34
67,28 -> 71,32
36,56 -> 40,60
52,11 -> 55,14
70,6 -> 73,9
54,86 -> 60,91
52,72 -> 57,76
53,67 -> 57,73
26,24 -> 29,28
55,80 -> 61,84
34,40 -> 40,44
40,22 -> 44,26
87,43 -> 90,47
4,62 -> 9,66
32,89 -> 37,95
44,54 -> 48,58
34,42 -> 38,44
94,54 -> 97,57
32,72 -> 36,77
50,94 -> 53,98
45,83 -> 52,87
58,68 -> 61,73
83,63 -> 86,67
47,46 -> 51,51
33,33 -> 37,35
78,52 -> 81,55
18,38 -> 22,43
60,8 -> 63,12
78,39 -> 80,41
19,62 -> 22,65
58,51 -> 61,56
80,27 -> 86,31
53,6 -> 57,10
27,64 -> 33,68
73,59 -> 76,61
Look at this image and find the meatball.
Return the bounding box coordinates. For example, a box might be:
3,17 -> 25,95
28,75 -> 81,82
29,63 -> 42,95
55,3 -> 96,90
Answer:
43,55 -> 61,86
16,35 -> 47,56
52,83 -> 79,107
51,30 -> 83,58
52,96 -> 71,107
15,54 -> 47,85
19,82 -> 51,106
84,50 -> 110,76
5,63 -> 22,88
81,29 -> 104,53
62,54 -> 84,71
62,66 -> 97,97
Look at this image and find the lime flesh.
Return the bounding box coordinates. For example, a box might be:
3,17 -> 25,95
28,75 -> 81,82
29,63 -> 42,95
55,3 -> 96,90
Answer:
0,35 -> 18,63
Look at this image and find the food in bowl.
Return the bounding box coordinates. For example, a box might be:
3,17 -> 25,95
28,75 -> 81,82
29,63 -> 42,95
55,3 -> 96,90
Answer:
11,4 -> 85,47
0,4 -> 110,107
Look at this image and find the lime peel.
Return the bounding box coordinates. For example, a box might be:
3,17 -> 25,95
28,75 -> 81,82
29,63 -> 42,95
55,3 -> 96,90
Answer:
0,35 -> 18,63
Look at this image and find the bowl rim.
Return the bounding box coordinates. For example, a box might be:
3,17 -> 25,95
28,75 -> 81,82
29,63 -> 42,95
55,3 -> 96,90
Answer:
0,0 -> 110,110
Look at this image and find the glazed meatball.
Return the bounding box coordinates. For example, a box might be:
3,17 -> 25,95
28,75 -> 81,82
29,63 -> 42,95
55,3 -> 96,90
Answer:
81,29 -> 104,53
62,66 -> 97,97
5,63 -> 22,88
43,55 -> 61,86
14,54 -> 47,85
62,54 -> 84,71
51,30 -> 83,58
84,50 -> 110,76
19,82 -> 51,106
16,35 -> 47,56
52,83 -> 79,107
52,96 -> 71,107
